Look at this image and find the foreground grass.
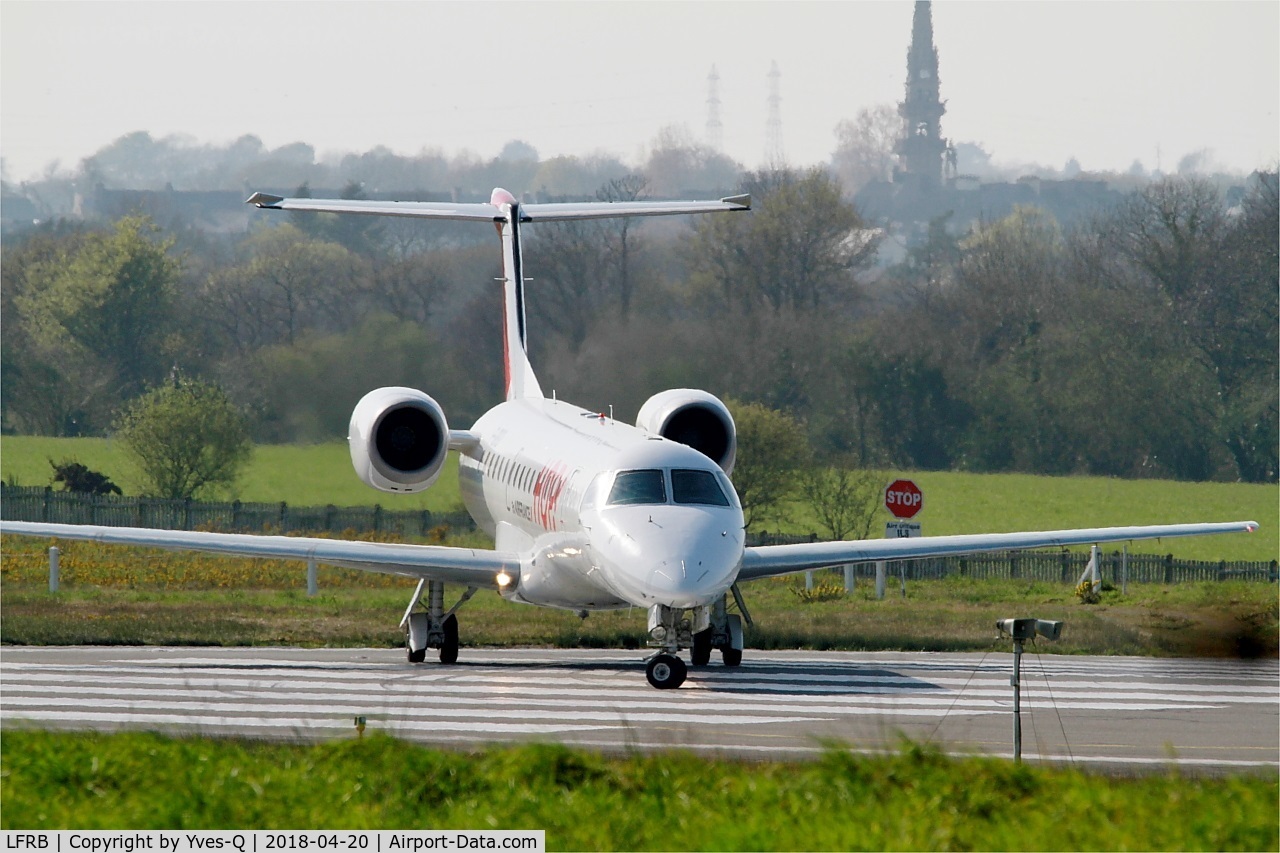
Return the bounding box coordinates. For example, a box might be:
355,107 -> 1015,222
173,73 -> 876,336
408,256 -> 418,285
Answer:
2,572 -> 1275,658
3,436 -> 1275,561
2,731 -> 1275,849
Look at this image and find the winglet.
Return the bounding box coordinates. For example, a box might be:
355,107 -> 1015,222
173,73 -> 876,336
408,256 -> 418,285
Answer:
721,193 -> 751,210
245,192 -> 285,208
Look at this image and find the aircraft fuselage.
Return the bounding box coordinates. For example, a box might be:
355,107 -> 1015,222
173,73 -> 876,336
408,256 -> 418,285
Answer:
458,397 -> 745,612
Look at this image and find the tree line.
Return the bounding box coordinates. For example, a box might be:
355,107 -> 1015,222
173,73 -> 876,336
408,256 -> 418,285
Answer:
3,168 -> 1275,489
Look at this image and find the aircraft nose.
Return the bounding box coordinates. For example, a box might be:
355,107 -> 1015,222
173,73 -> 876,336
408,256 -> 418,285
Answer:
588,504 -> 744,608
638,512 -> 742,607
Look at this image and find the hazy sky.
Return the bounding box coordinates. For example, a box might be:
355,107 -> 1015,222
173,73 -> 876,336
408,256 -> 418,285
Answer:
2,1 -> 1277,183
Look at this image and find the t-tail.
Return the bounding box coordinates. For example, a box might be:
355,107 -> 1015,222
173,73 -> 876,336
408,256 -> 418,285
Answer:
246,186 -> 751,403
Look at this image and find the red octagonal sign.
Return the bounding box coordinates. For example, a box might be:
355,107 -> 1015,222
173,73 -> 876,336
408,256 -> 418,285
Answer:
884,479 -> 924,520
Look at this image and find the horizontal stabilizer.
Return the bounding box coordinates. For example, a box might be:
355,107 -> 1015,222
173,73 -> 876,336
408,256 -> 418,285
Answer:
519,195 -> 751,222
245,191 -> 751,223
245,195 -> 505,222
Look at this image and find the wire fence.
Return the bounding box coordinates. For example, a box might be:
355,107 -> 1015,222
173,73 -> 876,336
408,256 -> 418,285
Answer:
0,484 -> 476,539
747,533 -> 1278,584
3,486 -> 1274,584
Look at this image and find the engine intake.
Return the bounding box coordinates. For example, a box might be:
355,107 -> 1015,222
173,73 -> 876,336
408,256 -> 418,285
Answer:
636,389 -> 737,476
349,387 -> 450,493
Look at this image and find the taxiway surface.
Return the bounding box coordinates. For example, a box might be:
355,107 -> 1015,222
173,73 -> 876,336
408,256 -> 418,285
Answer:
2,647 -> 1276,770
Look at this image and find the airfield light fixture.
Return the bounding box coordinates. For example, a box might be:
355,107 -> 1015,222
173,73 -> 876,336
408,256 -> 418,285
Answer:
996,617 -> 1064,763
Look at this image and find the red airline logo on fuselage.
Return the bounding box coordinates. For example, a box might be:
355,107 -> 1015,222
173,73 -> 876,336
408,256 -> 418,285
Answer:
532,461 -> 571,531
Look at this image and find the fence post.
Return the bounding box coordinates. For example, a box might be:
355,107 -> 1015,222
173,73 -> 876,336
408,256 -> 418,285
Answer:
231,500 -> 242,532
1164,554 -> 1174,585
183,498 -> 192,531
307,558 -> 318,596
42,486 -> 51,523
48,546 -> 60,593
279,502 -> 287,533
1060,551 -> 1071,583
843,564 -> 855,593
875,560 -> 887,600
324,504 -> 334,532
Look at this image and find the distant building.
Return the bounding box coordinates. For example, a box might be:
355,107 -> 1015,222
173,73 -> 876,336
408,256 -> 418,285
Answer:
856,0 -> 1124,241
895,1 -> 947,192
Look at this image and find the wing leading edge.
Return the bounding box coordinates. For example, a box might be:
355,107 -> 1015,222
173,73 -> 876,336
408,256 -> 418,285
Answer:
0,521 -> 519,589
738,521 -> 1258,582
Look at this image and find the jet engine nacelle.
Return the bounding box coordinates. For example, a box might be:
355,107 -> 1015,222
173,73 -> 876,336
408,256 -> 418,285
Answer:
635,389 -> 737,476
349,386 -> 450,494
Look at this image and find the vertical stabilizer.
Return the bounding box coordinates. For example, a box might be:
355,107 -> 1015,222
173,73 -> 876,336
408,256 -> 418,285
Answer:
491,188 -> 544,401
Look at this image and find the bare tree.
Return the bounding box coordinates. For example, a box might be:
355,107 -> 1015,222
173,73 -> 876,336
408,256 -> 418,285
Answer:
831,104 -> 900,196
800,465 -> 885,541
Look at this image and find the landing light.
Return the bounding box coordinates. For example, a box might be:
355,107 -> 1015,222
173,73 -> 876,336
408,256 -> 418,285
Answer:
496,571 -> 512,587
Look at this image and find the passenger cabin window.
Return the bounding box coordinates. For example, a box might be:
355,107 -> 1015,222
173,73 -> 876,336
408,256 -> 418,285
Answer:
607,469 -> 667,506
671,469 -> 731,506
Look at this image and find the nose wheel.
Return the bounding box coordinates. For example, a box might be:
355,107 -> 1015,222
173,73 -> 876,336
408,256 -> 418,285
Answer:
646,653 -> 687,689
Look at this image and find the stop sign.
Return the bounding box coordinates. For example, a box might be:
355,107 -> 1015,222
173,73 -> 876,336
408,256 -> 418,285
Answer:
884,479 -> 924,519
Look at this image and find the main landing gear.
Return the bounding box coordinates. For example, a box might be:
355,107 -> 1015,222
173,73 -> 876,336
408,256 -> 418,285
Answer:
645,587 -> 752,689
402,579 -> 475,665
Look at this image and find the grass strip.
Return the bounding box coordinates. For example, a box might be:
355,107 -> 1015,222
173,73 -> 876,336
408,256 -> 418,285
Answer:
2,731 -> 1276,850
2,577 -> 1275,658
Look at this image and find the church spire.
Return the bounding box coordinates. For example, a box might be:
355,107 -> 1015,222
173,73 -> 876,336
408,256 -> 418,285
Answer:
896,1 -> 947,189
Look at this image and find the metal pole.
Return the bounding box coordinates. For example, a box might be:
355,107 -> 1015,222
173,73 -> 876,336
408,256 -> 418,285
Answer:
875,561 -> 886,600
805,571 -> 814,591
1012,638 -> 1023,763
843,564 -> 854,593
307,559 -> 318,597
49,546 -> 60,593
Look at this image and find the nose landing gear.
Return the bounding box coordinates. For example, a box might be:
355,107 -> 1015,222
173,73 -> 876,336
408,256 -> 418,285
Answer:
644,590 -> 752,688
645,653 -> 688,689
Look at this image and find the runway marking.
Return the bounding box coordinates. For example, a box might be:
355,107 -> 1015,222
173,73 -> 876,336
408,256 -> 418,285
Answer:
3,673 -> 1250,712
3,649 -> 1274,769
3,710 -> 607,735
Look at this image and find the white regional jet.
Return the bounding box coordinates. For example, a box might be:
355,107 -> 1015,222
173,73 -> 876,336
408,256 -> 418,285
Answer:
1,188 -> 1259,689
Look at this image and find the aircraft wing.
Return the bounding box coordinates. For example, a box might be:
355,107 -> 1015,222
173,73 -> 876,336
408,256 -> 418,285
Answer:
0,521 -> 520,589
246,193 -> 503,222
737,521 -> 1258,582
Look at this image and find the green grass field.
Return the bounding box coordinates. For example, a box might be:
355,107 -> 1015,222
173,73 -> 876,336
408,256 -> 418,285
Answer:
3,436 -> 1274,561
2,731 -> 1275,849
1,437 -> 463,512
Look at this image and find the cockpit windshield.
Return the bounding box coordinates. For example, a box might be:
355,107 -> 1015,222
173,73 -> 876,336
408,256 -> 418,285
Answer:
671,469 -> 731,506
607,469 -> 667,506
605,467 -> 733,507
